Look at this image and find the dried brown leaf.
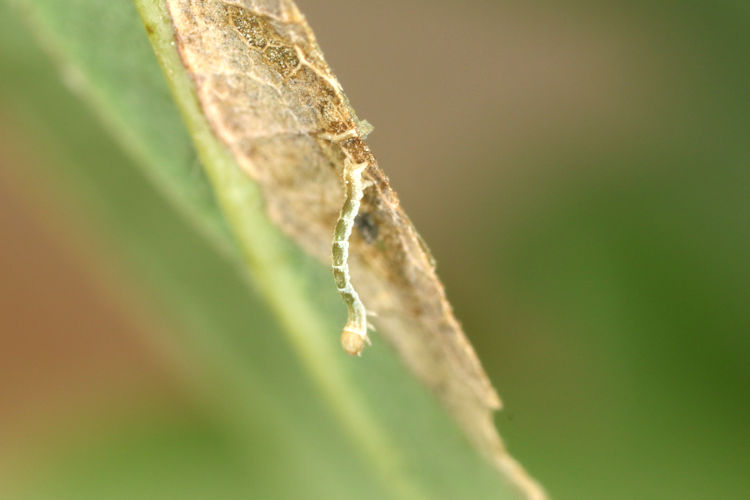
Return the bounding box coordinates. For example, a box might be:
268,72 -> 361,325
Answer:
163,1 -> 544,497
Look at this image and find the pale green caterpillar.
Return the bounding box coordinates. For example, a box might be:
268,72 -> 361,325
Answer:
327,130 -> 371,355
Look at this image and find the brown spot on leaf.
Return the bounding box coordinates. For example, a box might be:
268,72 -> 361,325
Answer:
225,4 -> 270,48
341,137 -> 374,164
354,212 -> 378,244
263,45 -> 299,77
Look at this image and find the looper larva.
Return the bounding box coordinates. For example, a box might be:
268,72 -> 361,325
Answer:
330,153 -> 370,356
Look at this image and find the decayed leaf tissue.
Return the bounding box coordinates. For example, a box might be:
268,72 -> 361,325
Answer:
163,0 -> 544,497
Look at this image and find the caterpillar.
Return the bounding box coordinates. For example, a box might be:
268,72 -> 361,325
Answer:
325,129 -> 371,356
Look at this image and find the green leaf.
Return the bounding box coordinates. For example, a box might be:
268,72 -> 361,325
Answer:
1,0 -> 528,498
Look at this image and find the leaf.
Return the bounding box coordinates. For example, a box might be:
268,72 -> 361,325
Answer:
170,0 -> 503,399
4,0 -> 543,498
150,0 -> 510,457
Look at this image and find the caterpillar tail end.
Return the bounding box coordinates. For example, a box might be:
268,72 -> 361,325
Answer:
341,327 -> 370,356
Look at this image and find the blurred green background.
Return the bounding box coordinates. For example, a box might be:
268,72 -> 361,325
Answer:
1,0 -> 748,499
